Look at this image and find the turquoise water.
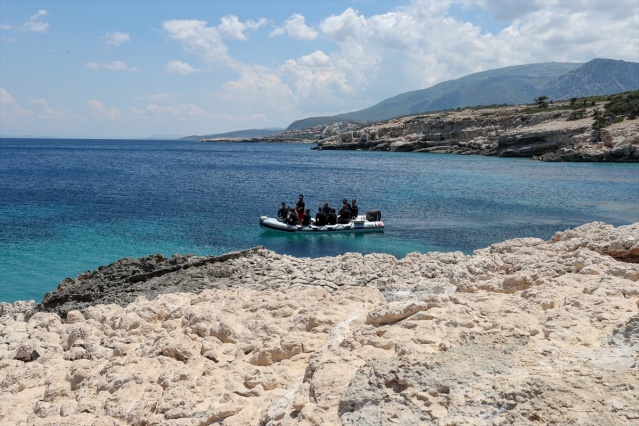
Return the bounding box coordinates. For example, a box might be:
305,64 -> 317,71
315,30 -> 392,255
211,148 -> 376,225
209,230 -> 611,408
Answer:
1,138 -> 638,302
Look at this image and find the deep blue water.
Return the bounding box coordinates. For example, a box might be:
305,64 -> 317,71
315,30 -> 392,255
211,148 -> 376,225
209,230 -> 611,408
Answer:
1,138 -> 638,303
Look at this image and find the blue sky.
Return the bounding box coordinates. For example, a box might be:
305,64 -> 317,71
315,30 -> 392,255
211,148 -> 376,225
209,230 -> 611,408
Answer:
1,0 -> 638,138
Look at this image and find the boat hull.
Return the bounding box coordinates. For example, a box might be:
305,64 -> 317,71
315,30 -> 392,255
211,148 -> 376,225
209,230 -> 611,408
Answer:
259,216 -> 384,234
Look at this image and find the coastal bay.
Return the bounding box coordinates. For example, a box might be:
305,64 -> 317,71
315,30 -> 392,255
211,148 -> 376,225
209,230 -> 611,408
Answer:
1,138 -> 638,302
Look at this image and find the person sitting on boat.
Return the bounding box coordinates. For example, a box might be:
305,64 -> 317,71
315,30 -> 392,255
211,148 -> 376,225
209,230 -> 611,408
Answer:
322,201 -> 331,215
315,207 -> 328,226
350,199 -> 359,219
286,208 -> 299,226
295,194 -> 305,225
338,198 -> 352,224
327,208 -> 337,225
302,208 -> 312,226
277,202 -> 288,221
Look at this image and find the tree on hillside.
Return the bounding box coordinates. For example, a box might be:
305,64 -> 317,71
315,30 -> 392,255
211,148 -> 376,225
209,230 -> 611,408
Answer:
534,96 -> 549,108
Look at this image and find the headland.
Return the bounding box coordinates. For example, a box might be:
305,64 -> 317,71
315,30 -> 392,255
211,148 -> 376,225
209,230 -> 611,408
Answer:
314,98 -> 639,162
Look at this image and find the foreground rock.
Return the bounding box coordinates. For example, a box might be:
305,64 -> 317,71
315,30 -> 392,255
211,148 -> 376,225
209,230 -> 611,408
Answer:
315,103 -> 639,162
1,221 -> 638,424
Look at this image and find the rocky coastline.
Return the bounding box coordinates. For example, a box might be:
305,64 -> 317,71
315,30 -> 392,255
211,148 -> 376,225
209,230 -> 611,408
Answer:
314,102 -> 639,162
1,221 -> 638,424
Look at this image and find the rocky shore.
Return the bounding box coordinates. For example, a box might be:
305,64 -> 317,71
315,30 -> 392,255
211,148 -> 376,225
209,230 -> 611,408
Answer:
314,102 -> 639,162
1,222 -> 638,424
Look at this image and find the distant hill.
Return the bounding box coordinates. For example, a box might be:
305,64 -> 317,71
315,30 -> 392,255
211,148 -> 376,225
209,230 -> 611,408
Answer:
181,128 -> 285,140
542,58 -> 639,100
287,62 -> 582,130
287,59 -> 639,130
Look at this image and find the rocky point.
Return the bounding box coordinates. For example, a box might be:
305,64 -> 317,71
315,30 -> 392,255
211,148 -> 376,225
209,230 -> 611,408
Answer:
315,101 -> 639,162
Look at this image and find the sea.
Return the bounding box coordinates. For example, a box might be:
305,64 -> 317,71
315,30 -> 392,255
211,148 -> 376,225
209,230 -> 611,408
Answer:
1,138 -> 638,303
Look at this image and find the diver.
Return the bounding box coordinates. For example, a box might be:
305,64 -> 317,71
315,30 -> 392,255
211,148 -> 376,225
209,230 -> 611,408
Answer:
302,208 -> 312,226
327,208 -> 338,225
315,206 -> 328,226
277,202 -> 288,221
350,199 -> 359,219
338,198 -> 352,224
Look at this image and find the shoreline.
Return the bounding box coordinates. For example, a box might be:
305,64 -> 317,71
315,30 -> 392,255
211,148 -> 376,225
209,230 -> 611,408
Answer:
0,221 -> 636,319
1,221 -> 638,424
314,103 -> 639,162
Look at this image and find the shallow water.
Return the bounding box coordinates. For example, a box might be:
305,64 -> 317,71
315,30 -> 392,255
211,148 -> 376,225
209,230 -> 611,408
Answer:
1,138 -> 638,302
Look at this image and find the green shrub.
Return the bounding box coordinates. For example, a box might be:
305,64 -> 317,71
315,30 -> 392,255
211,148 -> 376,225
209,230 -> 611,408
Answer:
592,90 -> 639,129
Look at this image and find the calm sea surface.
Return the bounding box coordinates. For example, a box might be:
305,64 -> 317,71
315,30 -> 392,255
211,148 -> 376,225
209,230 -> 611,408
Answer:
1,138 -> 638,302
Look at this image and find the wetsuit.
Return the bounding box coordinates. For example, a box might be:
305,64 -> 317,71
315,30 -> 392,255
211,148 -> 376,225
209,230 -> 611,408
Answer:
327,210 -> 337,225
315,211 -> 327,226
350,204 -> 359,218
277,207 -> 288,220
338,205 -> 351,224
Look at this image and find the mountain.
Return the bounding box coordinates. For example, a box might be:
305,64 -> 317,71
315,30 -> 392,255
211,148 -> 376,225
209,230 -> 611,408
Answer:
287,62 -> 583,130
181,128 -> 285,140
287,59 -> 639,131
542,58 -> 639,100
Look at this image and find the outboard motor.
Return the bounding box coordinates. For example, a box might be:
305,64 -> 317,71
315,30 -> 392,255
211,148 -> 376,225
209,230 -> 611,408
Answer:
366,210 -> 382,221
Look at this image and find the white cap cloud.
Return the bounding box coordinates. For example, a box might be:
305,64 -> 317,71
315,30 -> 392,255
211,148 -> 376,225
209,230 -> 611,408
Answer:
24,10 -> 49,32
104,31 -> 130,47
87,100 -> 122,120
163,15 -> 266,66
270,14 -> 318,40
165,60 -> 201,75
86,61 -> 137,71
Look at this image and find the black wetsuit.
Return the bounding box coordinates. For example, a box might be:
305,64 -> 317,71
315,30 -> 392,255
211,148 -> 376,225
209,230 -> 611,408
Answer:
327,210 -> 337,225
302,213 -> 311,226
277,207 -> 288,220
286,213 -> 298,226
350,204 -> 359,218
338,205 -> 351,223
315,211 -> 327,226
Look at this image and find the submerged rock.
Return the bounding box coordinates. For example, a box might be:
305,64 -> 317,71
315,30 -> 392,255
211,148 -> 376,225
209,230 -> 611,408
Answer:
0,221 -> 637,424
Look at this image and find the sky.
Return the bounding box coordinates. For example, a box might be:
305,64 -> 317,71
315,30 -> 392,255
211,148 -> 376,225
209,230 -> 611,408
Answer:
1,0 -> 638,139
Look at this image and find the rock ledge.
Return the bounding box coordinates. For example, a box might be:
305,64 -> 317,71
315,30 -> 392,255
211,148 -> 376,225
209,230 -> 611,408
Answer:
1,221 -> 638,425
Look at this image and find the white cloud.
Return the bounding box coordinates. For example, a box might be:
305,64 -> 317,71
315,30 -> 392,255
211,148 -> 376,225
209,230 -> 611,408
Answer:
319,8 -> 366,43
163,15 -> 266,65
31,98 -> 69,118
0,88 -> 33,118
2,10 -> 49,33
104,61 -> 132,71
85,61 -> 137,71
270,14 -> 318,40
165,60 -> 201,74
218,15 -> 266,40
87,100 -> 122,120
163,19 -> 230,64
104,31 -> 130,47
23,10 -> 49,32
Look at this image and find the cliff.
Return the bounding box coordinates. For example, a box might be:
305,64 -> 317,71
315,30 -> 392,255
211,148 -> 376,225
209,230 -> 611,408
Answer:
314,100 -> 639,162
1,222 -> 638,424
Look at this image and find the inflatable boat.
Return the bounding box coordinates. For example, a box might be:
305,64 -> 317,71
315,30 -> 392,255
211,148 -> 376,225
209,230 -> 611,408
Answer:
260,211 -> 384,234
